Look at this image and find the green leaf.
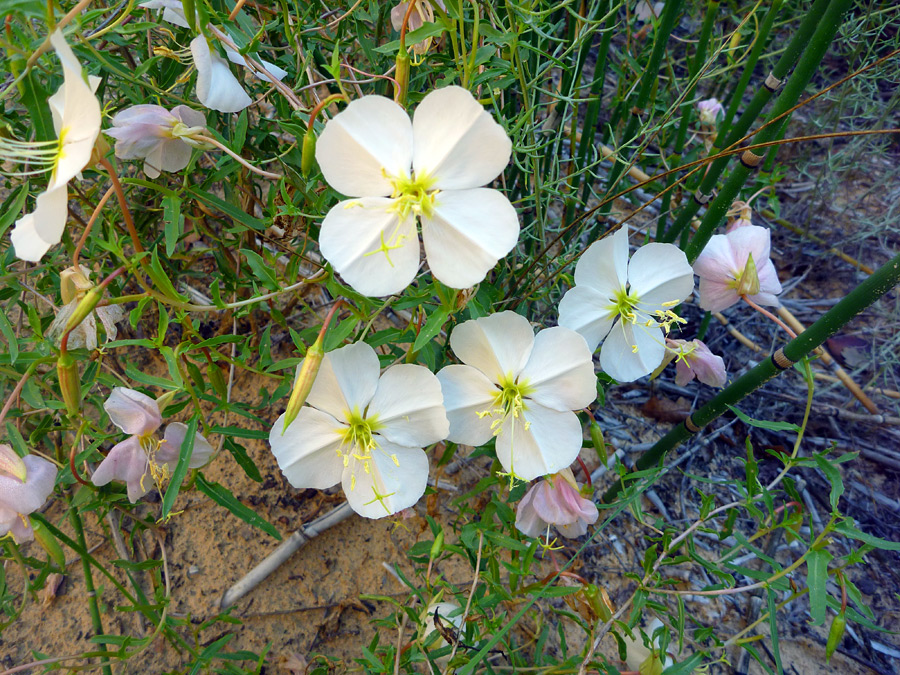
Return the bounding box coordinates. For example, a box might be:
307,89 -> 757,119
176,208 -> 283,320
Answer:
148,247 -> 188,301
413,306 -> 451,352
187,187 -> 267,230
833,520 -> 900,551
161,417 -> 197,518
813,453 -> 844,512
163,194 -> 185,257
240,249 -> 280,291
766,588 -> 784,674
728,405 -> 800,432
196,474 -> 281,540
0,311 -> 19,364
806,549 -> 833,626
375,22 -> 447,53
662,652 -> 706,675
224,438 -> 262,482
123,361 -> 179,389
0,184 -> 29,236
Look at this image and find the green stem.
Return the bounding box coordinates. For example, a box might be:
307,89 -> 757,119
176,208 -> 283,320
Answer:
69,504 -> 112,675
602,249 -> 900,503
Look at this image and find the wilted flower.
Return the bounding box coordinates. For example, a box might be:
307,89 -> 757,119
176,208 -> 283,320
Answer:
693,224 -> 782,312
315,86 -> 519,296
558,226 -> 694,383
635,0 -> 664,21
516,467 -> 598,539
666,338 -> 726,387
390,1 -> 446,54
419,600 -> 462,664
46,265 -> 125,350
437,312 -> 596,481
92,388 -> 213,502
269,342 -> 449,518
8,31 -> 101,262
622,619 -> 676,674
0,444 -> 58,543
697,97 -> 724,126
105,104 -> 207,178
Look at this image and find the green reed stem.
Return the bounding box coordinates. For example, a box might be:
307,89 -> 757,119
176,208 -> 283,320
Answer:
602,249 -> 900,504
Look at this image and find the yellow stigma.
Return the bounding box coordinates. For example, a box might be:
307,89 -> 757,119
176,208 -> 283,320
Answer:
342,407 -> 381,457
607,285 -> 640,324
387,170 -> 439,221
478,373 -> 534,437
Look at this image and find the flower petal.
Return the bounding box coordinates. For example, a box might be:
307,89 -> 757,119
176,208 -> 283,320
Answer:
420,188 -> 519,289
627,242 -> 694,310
91,436 -> 151,503
495,403 -> 583,481
224,48 -> 288,84
191,36 -> 252,113
319,198 -> 420,297
140,0 -> 191,27
171,104 -> 207,128
692,233 -> 738,281
316,96 -> 413,197
269,408 -> 344,489
160,422 -> 215,469
449,311 -> 534,383
598,320 -> 665,382
0,455 -> 57,516
573,226 -> 629,297
104,388 -> 162,436
436,364 -> 498,446
557,285 -> 616,353
697,278 -> 739,312
11,185 -> 69,262
519,326 -> 596,411
515,484 -> 549,538
368,364 -> 449,447
343,443 -> 428,518
308,341 -> 381,418
412,86 -> 511,190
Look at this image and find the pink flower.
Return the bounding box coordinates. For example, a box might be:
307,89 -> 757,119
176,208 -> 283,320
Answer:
0,444 -> 58,543
692,225 -> 782,312
697,97 -> 724,126
516,468 -> 598,539
667,339 -> 727,387
105,104 -> 207,178
92,388 -> 214,502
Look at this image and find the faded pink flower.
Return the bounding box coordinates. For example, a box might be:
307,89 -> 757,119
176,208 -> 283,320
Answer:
105,104 -> 207,178
693,225 -> 782,312
92,388 -> 213,502
697,97 -> 724,126
725,217 -> 753,233
667,339 -> 726,387
516,468 -> 598,539
0,444 -> 58,543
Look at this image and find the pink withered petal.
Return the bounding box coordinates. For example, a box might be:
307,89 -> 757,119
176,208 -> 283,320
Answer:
104,388 -> 162,436
697,97 -> 724,126
670,339 -> 727,388
159,422 -> 215,470
91,436 -> 151,503
514,483 -> 547,538
516,469 -> 598,540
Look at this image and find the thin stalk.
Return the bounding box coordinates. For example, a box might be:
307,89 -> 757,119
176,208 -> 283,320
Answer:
602,249 -> 900,503
663,0 -> 830,242
682,0 -> 853,263
69,503 -> 112,675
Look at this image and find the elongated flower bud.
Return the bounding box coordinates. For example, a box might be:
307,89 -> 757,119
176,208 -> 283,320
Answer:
825,611 -> 846,663
394,48 -> 410,106
582,583 -> 614,622
281,337 -> 325,432
32,519 -> 67,568
64,286 -> 103,335
590,421 -> 607,467
57,352 -> 81,416
0,443 -> 27,483
736,252 -> 761,297
301,127 -> 317,177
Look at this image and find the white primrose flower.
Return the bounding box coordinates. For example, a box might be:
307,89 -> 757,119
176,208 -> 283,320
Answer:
269,342 -> 449,519
314,86 -> 519,297
7,31 -> 101,262
558,227 -> 694,383
436,312 -> 596,482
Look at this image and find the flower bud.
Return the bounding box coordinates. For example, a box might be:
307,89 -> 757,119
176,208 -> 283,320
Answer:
394,48 -> 410,107
208,362 -> 228,398
63,286 -> 103,336
582,583 -> 614,622
155,390 -> 177,413
32,519 -> 66,568
735,251 -> 761,297
57,352 -> 81,416
282,337 -> 326,432
430,529 -> 445,560
301,127 -> 317,177
825,611 -> 846,663
590,421 -> 607,467
0,443 -> 27,483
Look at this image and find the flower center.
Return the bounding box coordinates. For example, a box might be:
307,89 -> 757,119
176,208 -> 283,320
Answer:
337,407 -> 392,491
607,285 -> 640,323
0,135 -> 62,176
388,170 -> 439,221
607,286 -> 687,354
478,373 -> 534,435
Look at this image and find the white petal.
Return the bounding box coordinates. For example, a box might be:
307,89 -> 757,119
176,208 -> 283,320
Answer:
449,311 -> 534,383
627,242 -> 694,309
599,320 -> 666,382
308,342 -> 381,418
315,96 -> 413,197
0,456 -> 57,516
269,409 -> 344,489
495,403 -> 583,481
171,105 -> 206,128
573,226 -> 629,297
152,139 -> 193,175
49,31 -> 101,188
104,388 -> 162,436
191,36 -> 252,113
319,198 -> 420,297
368,364 -> 448,447
519,327 -> 596,411
343,443 -> 428,518
10,186 -> 69,262
692,233 -> 738,281
140,0 -> 191,27
420,188 -> 519,289
412,86 -> 511,190
557,285 -> 616,353
436,365 -> 498,446
90,436 -> 151,503
224,48 -> 288,83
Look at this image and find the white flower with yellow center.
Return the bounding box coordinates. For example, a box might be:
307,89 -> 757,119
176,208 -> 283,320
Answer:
436,312 -> 596,482
314,86 -> 519,297
6,31 -> 101,262
558,227 -> 694,383
269,342 -> 449,518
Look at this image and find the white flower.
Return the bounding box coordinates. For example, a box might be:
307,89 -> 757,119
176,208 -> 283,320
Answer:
314,86 -> 519,296
8,31 -> 101,262
622,619 -> 676,673
269,342 -> 449,518
436,312 -> 596,482
46,265 -> 125,350
557,227 -> 694,383
105,104 -> 206,178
